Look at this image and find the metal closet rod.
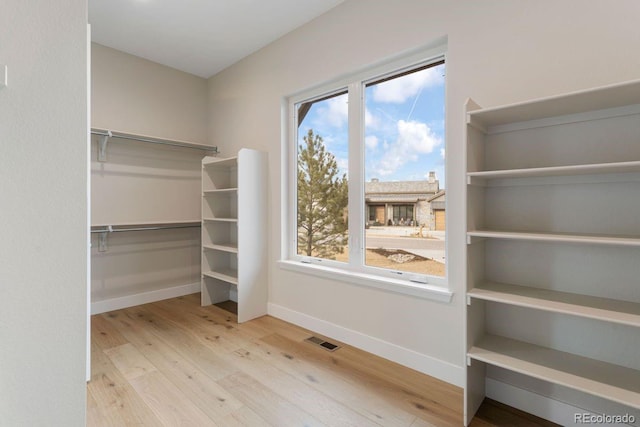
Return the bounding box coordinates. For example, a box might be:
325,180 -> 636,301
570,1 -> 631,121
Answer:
90,129 -> 218,153
91,223 -> 201,234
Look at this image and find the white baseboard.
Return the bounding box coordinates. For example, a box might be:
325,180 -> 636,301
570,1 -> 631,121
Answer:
486,379 -> 637,427
91,282 -> 201,315
267,302 -> 464,387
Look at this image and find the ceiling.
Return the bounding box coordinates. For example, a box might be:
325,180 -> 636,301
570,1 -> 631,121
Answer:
89,0 -> 345,79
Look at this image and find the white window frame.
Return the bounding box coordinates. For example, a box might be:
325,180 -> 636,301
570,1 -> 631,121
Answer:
280,43 -> 451,303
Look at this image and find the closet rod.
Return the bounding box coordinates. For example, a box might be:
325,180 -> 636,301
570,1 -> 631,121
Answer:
91,224 -> 201,234
91,129 -> 218,153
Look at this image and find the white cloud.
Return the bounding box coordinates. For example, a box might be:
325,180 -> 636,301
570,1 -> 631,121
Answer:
365,135 -> 379,150
373,120 -> 442,177
440,148 -> 445,159
315,93 -> 348,128
372,67 -> 443,104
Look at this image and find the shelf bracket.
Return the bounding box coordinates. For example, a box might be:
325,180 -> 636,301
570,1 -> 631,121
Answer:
97,130 -> 112,162
98,225 -> 112,252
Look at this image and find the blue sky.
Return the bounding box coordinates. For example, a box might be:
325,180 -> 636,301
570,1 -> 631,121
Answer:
298,63 -> 446,188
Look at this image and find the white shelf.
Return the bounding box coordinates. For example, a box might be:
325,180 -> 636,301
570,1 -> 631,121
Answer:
203,269 -> 238,285
203,156 -> 237,168
467,230 -> 640,247
203,243 -> 238,254
468,335 -> 640,410
468,282 -> 640,328
203,188 -> 237,195
467,160 -> 640,184
467,79 -> 640,130
203,217 -> 237,223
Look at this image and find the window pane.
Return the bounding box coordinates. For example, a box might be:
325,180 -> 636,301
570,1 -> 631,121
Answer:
364,62 -> 446,277
296,92 -> 349,262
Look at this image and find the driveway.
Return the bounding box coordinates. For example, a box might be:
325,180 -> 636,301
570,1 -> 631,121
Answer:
365,231 -> 445,263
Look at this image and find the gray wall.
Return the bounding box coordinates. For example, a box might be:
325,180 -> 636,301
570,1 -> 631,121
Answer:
0,0 -> 88,425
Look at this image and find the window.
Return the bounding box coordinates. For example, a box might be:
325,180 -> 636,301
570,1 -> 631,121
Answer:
285,48 -> 447,293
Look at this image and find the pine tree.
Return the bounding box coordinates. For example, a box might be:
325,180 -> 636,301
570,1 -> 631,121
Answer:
297,129 -> 348,259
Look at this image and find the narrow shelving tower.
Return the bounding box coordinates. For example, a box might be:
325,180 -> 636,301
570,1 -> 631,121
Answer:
201,149 -> 268,322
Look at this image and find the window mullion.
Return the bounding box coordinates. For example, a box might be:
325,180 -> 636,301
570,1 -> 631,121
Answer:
347,81 -> 364,271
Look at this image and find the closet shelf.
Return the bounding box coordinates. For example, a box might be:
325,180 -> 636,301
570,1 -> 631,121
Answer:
203,156 -> 237,168
91,128 -> 217,162
468,334 -> 640,410
203,188 -> 238,195
468,282 -> 640,327
203,243 -> 238,253
467,230 -> 640,247
91,220 -> 201,233
203,269 -> 238,285
467,160 -> 640,184
203,217 -> 238,223
466,79 -> 640,130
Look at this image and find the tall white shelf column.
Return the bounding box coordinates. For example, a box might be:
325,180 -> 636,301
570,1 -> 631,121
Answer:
464,80 -> 640,424
201,148 -> 268,323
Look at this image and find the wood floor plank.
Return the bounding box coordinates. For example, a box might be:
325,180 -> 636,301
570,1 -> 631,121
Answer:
102,310 -> 245,420
260,332 -> 462,426
91,314 -> 129,350
87,343 -> 162,426
220,405 -> 272,427
243,336 -> 416,426
147,299 -> 248,352
114,306 -> 237,380
410,416 -> 439,427
335,341 -> 462,412
154,295 -> 273,340
218,347 -> 381,427
471,398 -> 560,427
218,371 -> 326,427
104,343 -> 158,380
129,370 -> 217,426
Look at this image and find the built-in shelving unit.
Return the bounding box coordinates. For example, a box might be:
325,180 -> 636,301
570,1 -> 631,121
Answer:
464,79 -> 640,424
201,149 -> 267,323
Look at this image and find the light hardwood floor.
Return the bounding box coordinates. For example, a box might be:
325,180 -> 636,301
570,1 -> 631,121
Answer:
87,294 -> 558,426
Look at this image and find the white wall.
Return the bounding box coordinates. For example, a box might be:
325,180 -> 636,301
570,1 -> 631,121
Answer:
206,0 -> 640,389
0,0 -> 88,425
90,44 -> 209,312
92,43 -> 208,143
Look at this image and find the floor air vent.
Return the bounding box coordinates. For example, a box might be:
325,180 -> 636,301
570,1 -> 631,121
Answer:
305,336 -> 340,351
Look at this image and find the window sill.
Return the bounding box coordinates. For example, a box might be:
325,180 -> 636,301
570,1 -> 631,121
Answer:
277,260 -> 453,303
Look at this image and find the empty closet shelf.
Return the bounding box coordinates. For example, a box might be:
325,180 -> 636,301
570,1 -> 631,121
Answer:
203,269 -> 238,285
203,243 -> 238,253
467,160 -> 640,184
202,217 -> 237,223
467,230 -> 640,247
468,282 -> 640,327
468,334 -> 640,409
203,188 -> 237,195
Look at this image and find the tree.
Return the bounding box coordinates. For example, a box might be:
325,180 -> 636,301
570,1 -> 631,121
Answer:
297,129 -> 348,259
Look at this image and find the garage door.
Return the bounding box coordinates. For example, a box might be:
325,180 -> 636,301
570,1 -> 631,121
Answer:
435,210 -> 446,231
